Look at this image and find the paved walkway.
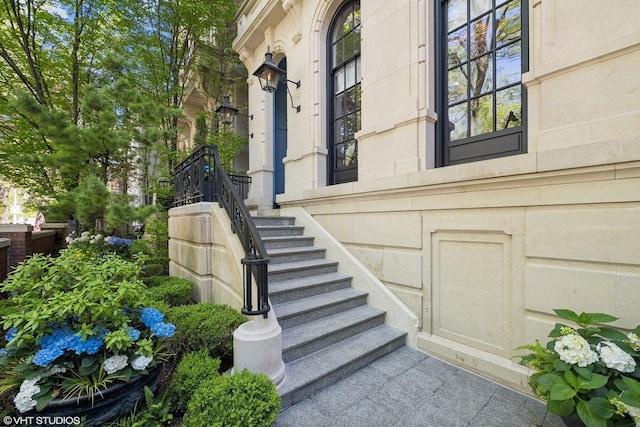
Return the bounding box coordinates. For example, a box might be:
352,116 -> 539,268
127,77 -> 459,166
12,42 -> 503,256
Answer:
274,346 -> 570,427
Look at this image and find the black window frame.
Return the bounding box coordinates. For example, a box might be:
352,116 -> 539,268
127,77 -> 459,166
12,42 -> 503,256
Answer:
327,0 -> 361,185
436,0 -> 529,167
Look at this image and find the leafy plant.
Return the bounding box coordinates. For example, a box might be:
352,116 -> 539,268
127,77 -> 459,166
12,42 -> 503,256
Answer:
168,350 -> 221,413
515,309 -> 640,427
183,370 -> 280,427
0,248 -> 175,413
108,386 -> 173,427
165,304 -> 245,363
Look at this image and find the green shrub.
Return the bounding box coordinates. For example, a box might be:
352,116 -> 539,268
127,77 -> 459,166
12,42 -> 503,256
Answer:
146,277 -> 193,307
142,276 -> 173,288
183,370 -> 280,427
169,350 -> 221,413
165,304 -> 245,362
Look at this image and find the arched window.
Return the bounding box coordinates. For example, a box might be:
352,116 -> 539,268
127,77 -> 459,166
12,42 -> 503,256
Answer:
328,1 -> 361,184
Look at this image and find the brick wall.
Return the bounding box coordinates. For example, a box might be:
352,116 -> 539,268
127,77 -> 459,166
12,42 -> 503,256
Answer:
39,223 -> 69,252
0,238 -> 8,283
31,230 -> 56,256
0,224 -> 32,267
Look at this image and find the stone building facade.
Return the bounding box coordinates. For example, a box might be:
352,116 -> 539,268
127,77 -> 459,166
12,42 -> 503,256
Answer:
217,0 -> 640,392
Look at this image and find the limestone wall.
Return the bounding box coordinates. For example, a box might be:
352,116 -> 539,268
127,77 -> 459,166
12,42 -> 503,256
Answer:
232,0 -> 640,394
168,203 -> 245,310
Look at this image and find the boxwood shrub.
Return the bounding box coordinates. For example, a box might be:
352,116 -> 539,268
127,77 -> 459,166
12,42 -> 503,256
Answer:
145,277 -> 194,307
169,350 -> 221,414
165,303 -> 246,362
183,370 -> 280,427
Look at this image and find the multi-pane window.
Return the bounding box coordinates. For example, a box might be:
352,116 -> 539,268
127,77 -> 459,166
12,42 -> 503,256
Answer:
329,1 -> 361,184
442,0 -> 525,165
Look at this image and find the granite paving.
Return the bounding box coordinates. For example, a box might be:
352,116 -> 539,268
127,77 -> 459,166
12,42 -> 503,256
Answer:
274,346 -> 570,427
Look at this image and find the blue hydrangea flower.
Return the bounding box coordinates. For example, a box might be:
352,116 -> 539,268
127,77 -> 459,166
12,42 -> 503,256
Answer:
106,237 -> 133,247
150,322 -> 175,338
141,308 -> 164,327
0,348 -> 8,357
5,327 -> 17,342
33,347 -> 64,367
126,327 -> 141,341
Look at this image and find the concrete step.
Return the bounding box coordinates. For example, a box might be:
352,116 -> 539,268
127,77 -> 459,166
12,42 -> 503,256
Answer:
257,225 -> 305,237
268,259 -> 339,283
263,235 -> 315,250
269,272 -> 352,305
253,216 -> 296,227
273,288 -> 368,329
278,325 -> 407,409
282,305 -> 386,363
267,246 -> 326,265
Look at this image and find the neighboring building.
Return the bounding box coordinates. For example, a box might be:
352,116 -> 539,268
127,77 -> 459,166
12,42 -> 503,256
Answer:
226,0 -> 640,393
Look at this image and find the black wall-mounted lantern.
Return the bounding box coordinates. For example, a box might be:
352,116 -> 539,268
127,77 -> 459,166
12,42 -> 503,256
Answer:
216,95 -> 253,125
253,48 -> 301,112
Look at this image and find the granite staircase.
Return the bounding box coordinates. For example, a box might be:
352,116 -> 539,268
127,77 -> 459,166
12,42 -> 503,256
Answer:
253,215 -> 406,409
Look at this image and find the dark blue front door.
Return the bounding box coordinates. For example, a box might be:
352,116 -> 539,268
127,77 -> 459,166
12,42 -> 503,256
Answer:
273,58 -> 288,205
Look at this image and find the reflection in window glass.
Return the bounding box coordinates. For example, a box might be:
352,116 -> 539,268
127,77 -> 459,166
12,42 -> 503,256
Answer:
445,0 -> 522,141
470,0 -> 491,19
448,27 -> 468,68
448,0 -> 466,31
470,53 -> 493,96
470,15 -> 492,58
448,67 -> 467,104
496,1 -> 521,47
496,42 -> 521,88
496,87 -> 521,129
335,68 -> 345,94
449,103 -> 468,141
470,94 -> 493,136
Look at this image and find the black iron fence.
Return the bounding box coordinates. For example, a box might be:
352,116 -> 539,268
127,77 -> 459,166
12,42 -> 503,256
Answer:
172,145 -> 270,317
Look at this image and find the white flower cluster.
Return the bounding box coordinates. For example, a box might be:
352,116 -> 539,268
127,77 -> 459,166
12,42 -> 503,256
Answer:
554,334 -> 599,367
104,354 -> 129,374
628,333 -> 640,352
597,341 -> 637,373
14,376 -> 42,413
65,231 -> 104,245
131,355 -> 153,371
613,399 -> 640,427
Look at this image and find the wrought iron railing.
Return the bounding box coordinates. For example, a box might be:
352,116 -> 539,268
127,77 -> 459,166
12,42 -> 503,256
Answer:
173,145 -> 270,317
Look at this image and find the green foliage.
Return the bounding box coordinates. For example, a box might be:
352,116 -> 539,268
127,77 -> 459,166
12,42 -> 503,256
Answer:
183,370 -> 280,427
514,309 -> 640,427
209,129 -> 248,173
146,278 -> 194,307
0,248 -> 174,408
108,386 -> 173,427
73,176 -> 111,232
132,213 -> 169,276
165,304 -> 245,361
169,350 -> 221,414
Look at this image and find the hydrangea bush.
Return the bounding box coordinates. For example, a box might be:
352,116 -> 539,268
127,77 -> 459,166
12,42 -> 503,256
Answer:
65,231 -> 133,258
0,248 -> 174,413
515,309 -> 640,427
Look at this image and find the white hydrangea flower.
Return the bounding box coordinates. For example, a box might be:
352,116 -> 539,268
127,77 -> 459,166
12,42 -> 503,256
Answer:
554,334 -> 599,367
628,332 -> 640,352
45,365 -> 66,376
14,376 -> 42,413
131,355 -> 153,371
597,341 -> 637,373
104,354 -> 129,374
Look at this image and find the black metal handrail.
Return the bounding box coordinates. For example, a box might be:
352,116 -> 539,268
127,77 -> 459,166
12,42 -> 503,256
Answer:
173,145 -> 270,317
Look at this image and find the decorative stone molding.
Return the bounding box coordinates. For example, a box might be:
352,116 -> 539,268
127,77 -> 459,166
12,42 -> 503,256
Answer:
281,0 -> 302,44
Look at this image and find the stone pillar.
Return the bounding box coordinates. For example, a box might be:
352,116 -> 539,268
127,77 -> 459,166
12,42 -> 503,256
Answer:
233,312 -> 286,389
